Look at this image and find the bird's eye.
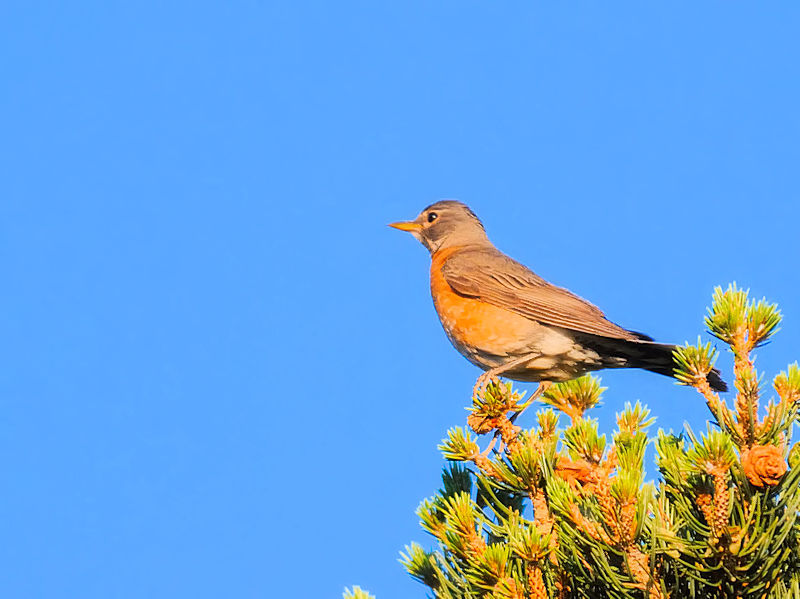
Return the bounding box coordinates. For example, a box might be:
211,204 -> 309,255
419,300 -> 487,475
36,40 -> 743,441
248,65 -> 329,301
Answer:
427,212 -> 438,223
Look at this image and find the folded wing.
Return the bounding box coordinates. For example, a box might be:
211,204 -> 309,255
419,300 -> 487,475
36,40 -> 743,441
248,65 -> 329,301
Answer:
441,248 -> 648,341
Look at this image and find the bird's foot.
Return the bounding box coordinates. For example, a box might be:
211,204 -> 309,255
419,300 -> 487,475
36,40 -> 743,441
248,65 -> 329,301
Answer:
472,372 -> 502,403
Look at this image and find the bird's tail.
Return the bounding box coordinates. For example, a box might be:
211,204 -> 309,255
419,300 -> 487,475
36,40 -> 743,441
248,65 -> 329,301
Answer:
584,336 -> 728,392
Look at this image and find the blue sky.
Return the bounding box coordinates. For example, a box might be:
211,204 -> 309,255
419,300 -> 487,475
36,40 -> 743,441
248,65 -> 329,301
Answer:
2,2 -> 800,598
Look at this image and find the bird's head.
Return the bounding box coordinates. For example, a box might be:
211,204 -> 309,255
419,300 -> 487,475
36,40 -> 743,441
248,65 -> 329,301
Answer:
389,201 -> 489,253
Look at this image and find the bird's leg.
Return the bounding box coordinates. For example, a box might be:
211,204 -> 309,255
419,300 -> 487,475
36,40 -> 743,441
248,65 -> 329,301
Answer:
472,354 -> 541,403
508,381 -> 553,425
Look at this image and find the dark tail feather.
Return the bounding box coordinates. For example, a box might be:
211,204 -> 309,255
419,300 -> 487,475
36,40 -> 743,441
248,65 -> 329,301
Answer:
636,347 -> 728,392
580,336 -> 729,392
704,368 -> 728,393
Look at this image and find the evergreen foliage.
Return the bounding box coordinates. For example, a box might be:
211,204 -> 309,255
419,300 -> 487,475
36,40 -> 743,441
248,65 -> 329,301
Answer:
344,586 -> 376,599
347,285 -> 800,598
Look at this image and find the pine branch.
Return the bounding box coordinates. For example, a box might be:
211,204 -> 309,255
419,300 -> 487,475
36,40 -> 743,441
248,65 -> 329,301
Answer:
394,284 -> 799,599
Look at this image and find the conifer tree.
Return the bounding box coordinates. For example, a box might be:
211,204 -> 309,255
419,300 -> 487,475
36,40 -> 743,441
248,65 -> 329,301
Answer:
348,285 -> 800,598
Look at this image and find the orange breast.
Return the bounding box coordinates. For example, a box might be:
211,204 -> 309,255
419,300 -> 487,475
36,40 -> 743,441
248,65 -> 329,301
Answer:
430,247 -> 543,360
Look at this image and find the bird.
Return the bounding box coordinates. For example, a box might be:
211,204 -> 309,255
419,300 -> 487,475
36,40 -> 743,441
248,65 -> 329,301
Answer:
389,200 -> 727,404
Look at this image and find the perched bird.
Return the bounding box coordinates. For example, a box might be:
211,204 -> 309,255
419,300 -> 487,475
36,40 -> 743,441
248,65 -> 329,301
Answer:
390,201 -> 727,402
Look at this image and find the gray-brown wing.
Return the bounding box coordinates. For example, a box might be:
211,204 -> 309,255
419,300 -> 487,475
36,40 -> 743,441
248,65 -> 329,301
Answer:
441,248 -> 642,340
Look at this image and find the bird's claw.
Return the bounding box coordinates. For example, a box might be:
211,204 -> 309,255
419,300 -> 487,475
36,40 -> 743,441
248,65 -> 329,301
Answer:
472,373 -> 502,403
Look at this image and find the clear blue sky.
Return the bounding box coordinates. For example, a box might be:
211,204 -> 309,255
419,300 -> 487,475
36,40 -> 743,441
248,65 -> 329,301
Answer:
2,2 -> 799,598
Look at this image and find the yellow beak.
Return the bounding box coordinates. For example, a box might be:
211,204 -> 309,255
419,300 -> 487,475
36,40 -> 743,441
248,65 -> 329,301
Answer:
388,221 -> 422,232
